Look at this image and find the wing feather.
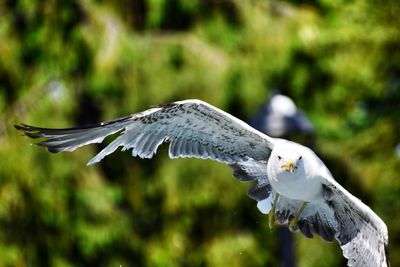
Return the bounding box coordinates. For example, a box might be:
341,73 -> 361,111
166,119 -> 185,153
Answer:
267,175 -> 389,266
228,159 -> 272,201
322,178 -> 389,267
15,99 -> 274,166
296,202 -> 337,242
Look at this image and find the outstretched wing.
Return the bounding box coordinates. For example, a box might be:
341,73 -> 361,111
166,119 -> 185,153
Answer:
257,176 -> 389,267
323,177 -> 389,267
15,99 -> 274,166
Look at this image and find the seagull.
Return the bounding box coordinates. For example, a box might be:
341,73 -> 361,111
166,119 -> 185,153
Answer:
15,99 -> 389,267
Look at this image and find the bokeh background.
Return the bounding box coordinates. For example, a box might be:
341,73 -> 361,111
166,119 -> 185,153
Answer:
1,0 -> 400,266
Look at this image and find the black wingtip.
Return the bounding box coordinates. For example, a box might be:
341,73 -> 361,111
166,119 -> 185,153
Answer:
14,123 -> 28,131
14,123 -> 35,131
14,123 -> 44,139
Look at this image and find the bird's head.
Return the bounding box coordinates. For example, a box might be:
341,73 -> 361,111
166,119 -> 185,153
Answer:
273,150 -> 304,174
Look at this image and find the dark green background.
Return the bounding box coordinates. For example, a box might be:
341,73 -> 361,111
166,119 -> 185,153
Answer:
1,0 -> 399,266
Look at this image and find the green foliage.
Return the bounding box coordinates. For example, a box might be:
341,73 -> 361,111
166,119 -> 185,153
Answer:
1,0 -> 399,266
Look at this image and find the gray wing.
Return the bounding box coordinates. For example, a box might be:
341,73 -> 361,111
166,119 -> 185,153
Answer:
256,176 -> 389,267
258,176 -> 389,266
229,159 -> 271,201
15,99 -> 274,166
322,177 -> 389,267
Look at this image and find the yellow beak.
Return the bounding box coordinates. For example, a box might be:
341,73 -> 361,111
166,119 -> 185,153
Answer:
281,161 -> 295,172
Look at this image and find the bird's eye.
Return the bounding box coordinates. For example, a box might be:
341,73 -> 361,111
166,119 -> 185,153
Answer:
277,156 -> 282,160
298,156 -> 302,160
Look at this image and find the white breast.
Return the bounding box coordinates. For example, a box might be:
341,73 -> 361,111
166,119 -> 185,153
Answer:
269,169 -> 322,201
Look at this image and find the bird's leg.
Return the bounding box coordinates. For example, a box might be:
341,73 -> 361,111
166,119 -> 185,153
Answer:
289,201 -> 308,232
269,193 -> 280,229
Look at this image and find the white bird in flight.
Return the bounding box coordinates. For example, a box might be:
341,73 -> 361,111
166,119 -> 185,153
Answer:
15,99 -> 389,267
